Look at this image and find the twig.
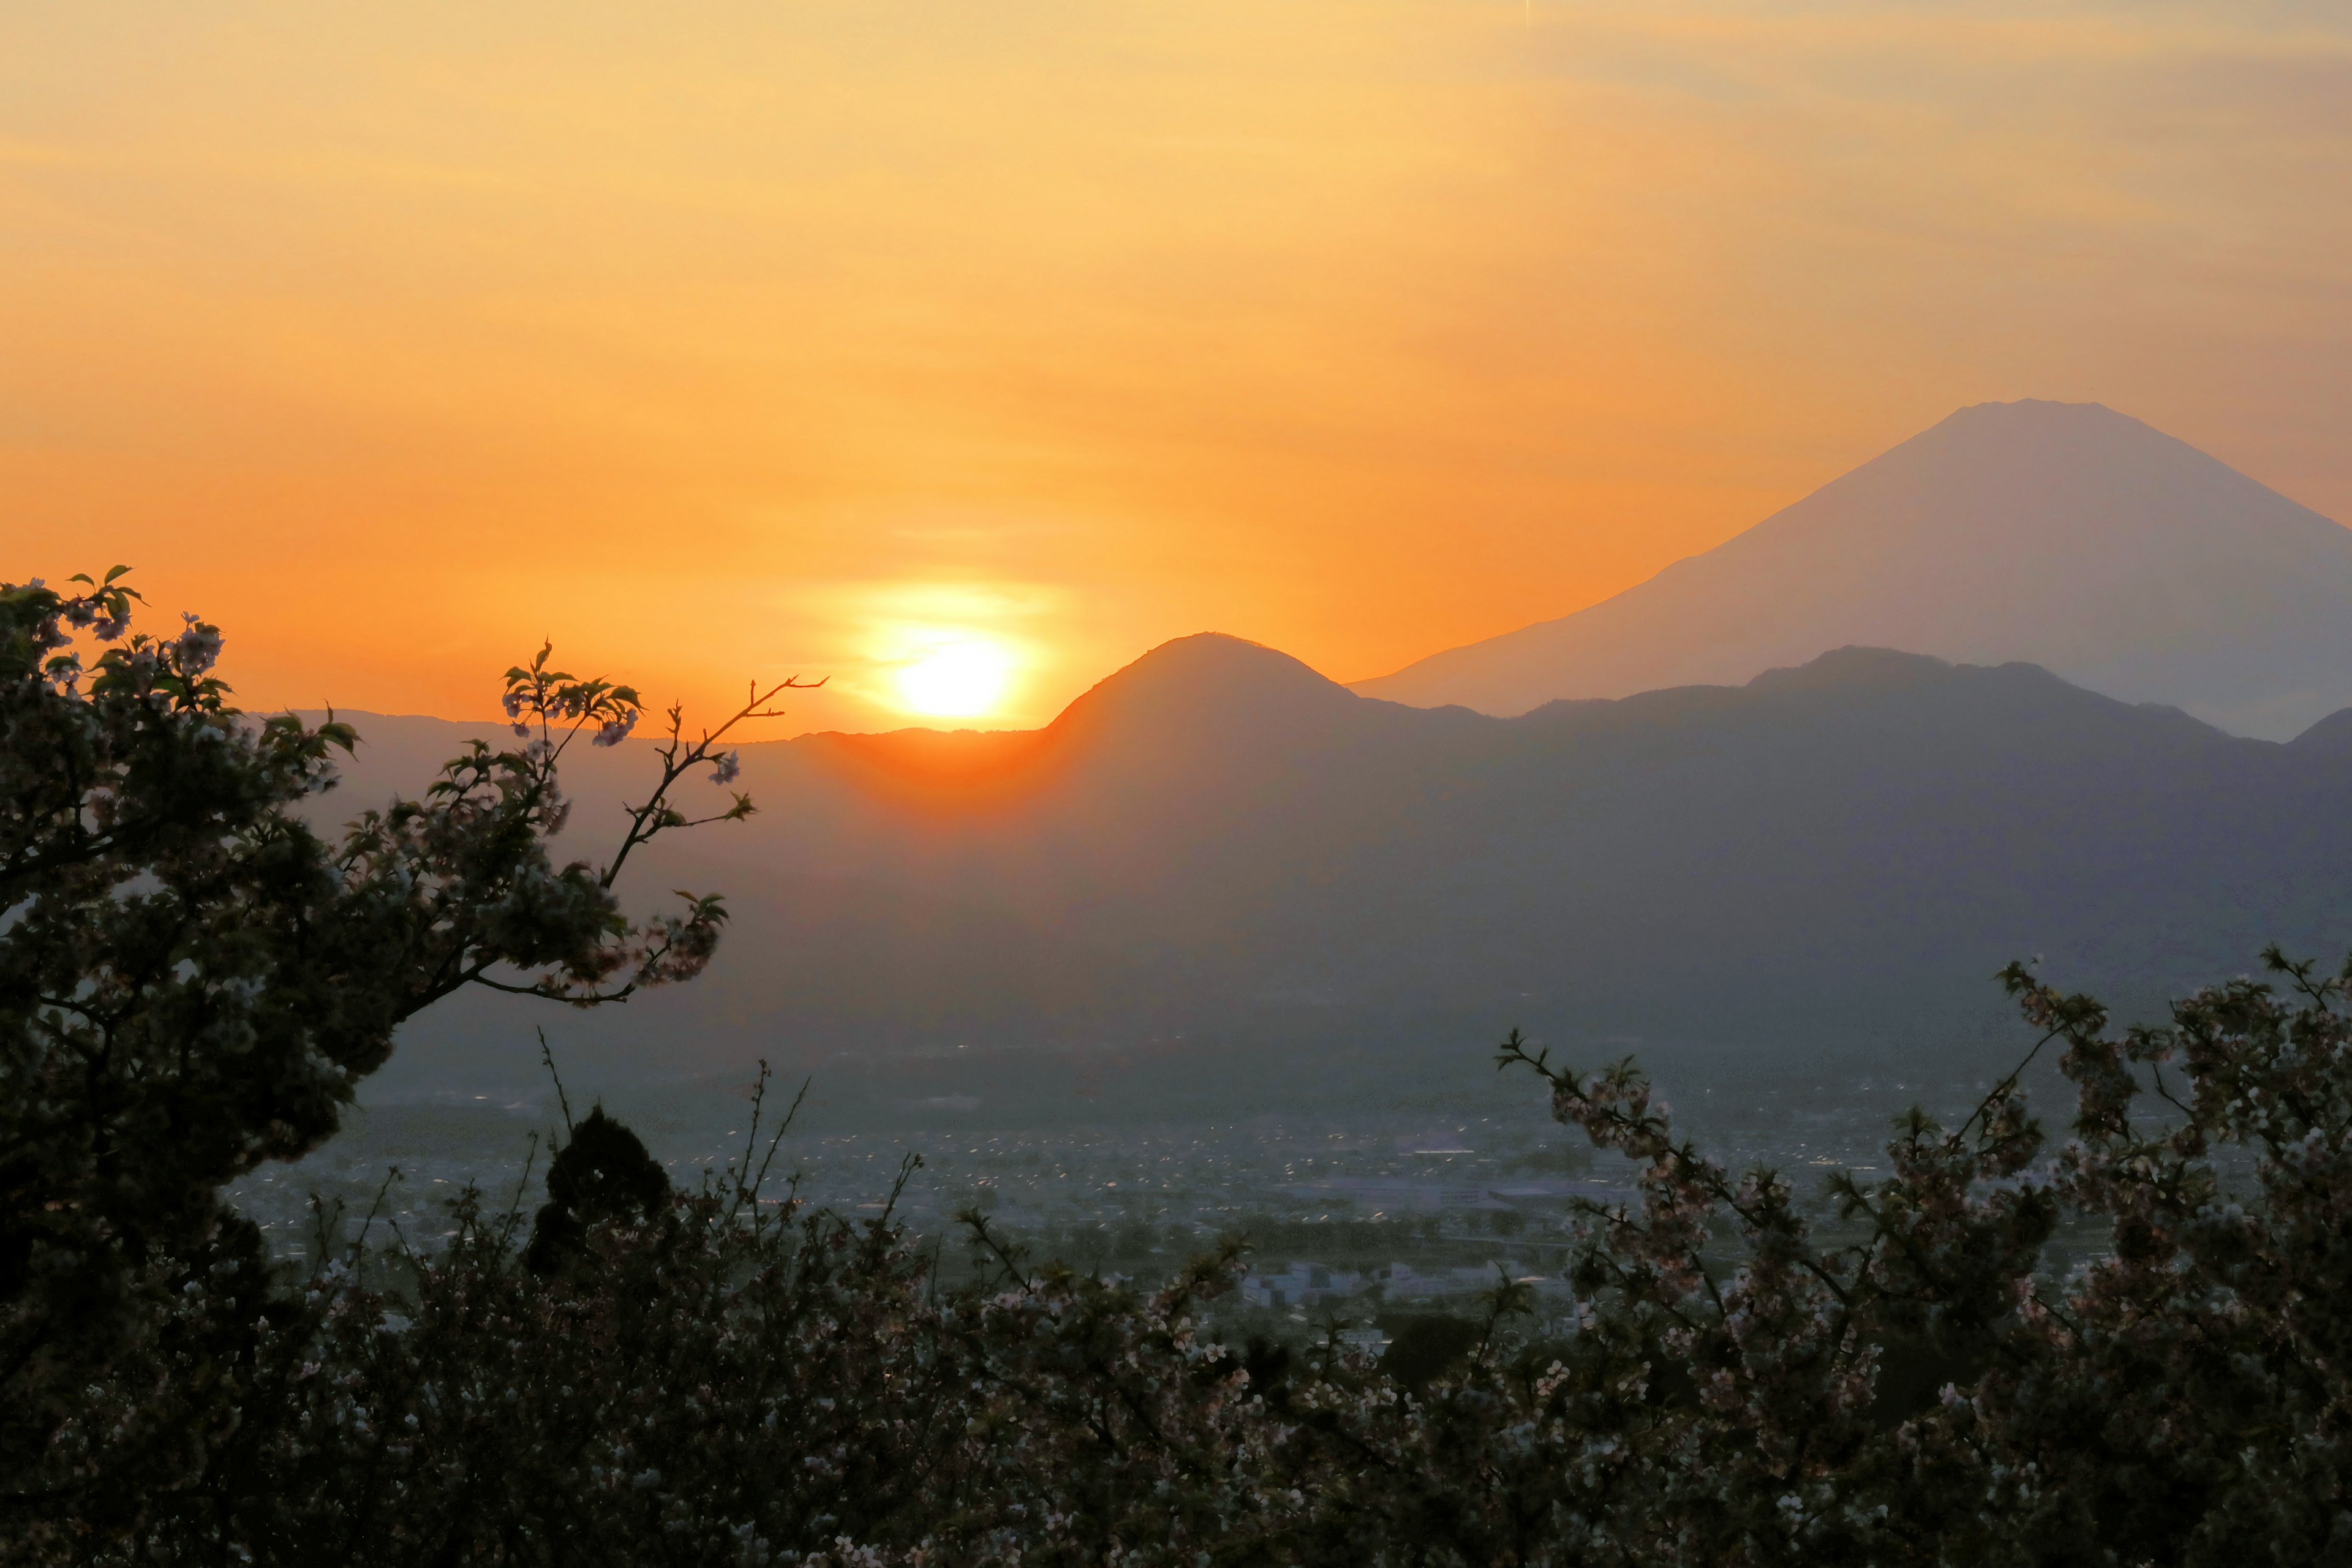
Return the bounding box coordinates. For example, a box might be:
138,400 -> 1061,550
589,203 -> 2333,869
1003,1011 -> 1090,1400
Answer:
496,1132 -> 543,1254
539,1030 -> 575,1138
600,675 -> 822,893
749,1075 -> 812,1229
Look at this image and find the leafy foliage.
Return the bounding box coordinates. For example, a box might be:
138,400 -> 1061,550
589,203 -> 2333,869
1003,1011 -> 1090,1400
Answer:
9,572 -> 2352,1564
0,570 -> 799,1521
22,972 -> 2352,1566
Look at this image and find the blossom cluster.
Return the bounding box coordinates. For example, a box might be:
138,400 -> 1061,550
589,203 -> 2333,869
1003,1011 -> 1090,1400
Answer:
11,570 -> 2352,1565
17,946 -> 2352,1564
1,572 -> 796,1551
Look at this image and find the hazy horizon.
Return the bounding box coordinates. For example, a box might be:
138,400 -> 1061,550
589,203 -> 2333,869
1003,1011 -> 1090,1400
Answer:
281,399 -> 2352,746
12,2 -> 2352,735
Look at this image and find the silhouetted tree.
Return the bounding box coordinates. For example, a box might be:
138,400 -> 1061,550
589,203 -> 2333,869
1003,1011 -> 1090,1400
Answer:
524,1107 -> 671,1276
18,568 -> 2352,1566
1,568 -> 801,1535
1380,1314 -> 1480,1391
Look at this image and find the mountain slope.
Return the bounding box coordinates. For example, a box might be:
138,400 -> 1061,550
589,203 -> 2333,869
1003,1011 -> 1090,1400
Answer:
1353,401 -> 2352,739
326,637 -> 2352,1114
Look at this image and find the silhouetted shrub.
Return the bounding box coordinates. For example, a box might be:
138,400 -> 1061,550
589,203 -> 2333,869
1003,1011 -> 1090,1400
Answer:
16,573 -> 2352,1564
1,571 -> 790,1548
524,1106 -> 672,1276
1379,1314 -> 1481,1390
34,943 -> 2340,1566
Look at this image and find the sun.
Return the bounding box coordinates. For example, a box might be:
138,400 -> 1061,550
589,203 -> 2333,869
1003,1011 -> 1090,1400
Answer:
894,640 -> 1014,719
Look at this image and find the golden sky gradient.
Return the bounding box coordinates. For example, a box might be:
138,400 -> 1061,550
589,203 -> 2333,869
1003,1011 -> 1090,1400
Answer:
7,2 -> 2349,732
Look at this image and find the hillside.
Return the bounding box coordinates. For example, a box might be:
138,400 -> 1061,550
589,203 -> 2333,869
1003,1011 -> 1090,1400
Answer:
319,636 -> 2352,1118
1353,401 -> 2352,740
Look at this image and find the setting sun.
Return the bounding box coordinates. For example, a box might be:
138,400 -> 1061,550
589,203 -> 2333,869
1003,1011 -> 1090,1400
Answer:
895,641 -> 1015,720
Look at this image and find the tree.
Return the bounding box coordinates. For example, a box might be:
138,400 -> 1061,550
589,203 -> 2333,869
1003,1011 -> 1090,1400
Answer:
1263,949 -> 2352,1565
523,1105 -> 671,1277
0,568 -> 803,1499
17,565 -> 2352,1565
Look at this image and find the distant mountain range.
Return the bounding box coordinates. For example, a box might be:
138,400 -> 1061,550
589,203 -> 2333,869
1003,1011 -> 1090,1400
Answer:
328,637 -> 2352,1120
1354,401 -> 2352,741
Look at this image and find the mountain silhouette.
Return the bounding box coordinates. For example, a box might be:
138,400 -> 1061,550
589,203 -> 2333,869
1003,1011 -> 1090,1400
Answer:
325,635 -> 2352,1118
1353,401 -> 2352,740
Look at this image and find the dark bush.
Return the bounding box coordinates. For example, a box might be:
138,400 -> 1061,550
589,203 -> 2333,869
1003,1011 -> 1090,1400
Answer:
1379,1314 -> 1482,1391
525,1106 -> 673,1277
15,572 -> 2352,1565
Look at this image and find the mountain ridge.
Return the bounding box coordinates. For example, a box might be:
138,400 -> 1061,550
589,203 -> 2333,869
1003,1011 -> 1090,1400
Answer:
311,641 -> 2352,1118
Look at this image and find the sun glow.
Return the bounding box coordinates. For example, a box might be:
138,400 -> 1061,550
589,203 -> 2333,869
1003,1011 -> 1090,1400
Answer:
895,640 -> 1016,719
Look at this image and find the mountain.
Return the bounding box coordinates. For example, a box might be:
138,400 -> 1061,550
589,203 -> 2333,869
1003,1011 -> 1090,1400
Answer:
323,635 -> 2352,1121
1352,401 -> 2352,740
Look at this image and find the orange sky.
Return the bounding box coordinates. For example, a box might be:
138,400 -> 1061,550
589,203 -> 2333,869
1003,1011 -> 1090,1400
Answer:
6,2 -> 2349,733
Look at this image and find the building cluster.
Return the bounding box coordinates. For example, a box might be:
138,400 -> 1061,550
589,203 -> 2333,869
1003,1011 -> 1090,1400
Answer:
226,1069 -> 1978,1325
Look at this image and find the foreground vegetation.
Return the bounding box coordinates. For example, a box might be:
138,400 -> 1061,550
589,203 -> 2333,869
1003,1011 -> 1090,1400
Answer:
7,572 -> 2351,1565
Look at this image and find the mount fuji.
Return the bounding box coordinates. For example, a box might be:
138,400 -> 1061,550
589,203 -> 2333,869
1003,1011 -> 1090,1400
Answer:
1354,401 -> 2352,740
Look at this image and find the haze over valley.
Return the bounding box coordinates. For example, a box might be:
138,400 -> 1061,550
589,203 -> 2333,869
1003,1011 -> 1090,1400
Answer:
308,402 -> 2352,1099
227,399 -> 2352,1290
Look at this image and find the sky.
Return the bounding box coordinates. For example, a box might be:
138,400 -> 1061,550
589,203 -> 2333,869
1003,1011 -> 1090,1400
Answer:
6,1 -> 2350,733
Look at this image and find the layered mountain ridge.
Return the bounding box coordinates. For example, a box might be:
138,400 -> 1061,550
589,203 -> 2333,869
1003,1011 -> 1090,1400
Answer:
323,635 -> 2352,1118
